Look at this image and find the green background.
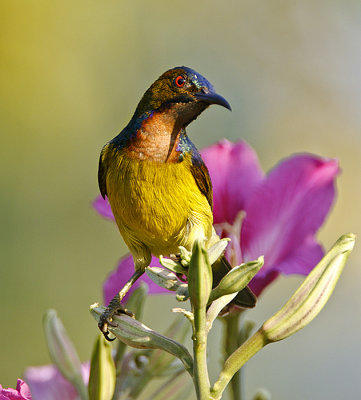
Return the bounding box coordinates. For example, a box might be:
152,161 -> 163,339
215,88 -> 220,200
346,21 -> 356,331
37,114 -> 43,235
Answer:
1,1 -> 360,398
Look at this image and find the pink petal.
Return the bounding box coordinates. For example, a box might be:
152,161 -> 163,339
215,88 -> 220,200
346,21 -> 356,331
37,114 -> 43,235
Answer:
92,196 -> 114,221
0,379 -> 32,400
249,236 -> 324,296
201,140 -> 264,224
103,255 -> 170,305
241,154 -> 339,275
24,364 -> 89,400
248,270 -> 280,297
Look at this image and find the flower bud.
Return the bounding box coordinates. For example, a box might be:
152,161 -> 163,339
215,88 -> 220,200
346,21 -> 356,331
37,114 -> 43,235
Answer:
262,233 -> 355,342
88,335 -> 116,400
43,310 -> 87,399
90,304 -> 193,377
208,257 -> 264,303
207,238 -> 230,265
188,240 -> 213,309
159,255 -> 187,275
176,283 -> 189,302
146,267 -> 180,291
253,388 -> 272,400
179,246 -> 192,266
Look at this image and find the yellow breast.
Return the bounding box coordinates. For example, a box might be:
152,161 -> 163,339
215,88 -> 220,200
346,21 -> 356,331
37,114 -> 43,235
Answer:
106,151 -> 213,257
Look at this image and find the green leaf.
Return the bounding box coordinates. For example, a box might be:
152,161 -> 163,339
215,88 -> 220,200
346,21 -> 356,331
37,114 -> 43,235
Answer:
88,335 -> 116,400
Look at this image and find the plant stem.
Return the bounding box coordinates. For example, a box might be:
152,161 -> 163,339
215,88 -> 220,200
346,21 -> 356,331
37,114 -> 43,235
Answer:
193,303 -> 210,399
211,330 -> 266,400
222,312 -> 243,400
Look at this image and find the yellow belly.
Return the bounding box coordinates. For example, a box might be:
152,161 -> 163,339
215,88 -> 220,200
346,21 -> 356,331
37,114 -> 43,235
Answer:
106,152 -> 213,258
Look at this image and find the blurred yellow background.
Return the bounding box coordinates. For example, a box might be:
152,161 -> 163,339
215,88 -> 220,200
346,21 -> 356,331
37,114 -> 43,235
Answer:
1,1 -> 360,399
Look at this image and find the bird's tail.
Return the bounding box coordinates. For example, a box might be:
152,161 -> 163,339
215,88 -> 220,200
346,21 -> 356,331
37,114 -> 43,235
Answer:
212,255 -> 257,308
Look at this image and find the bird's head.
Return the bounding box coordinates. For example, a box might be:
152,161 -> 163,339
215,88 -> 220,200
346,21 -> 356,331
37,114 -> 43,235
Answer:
133,66 -> 231,127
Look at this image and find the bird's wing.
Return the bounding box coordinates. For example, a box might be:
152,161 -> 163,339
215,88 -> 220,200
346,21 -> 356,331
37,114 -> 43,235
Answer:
190,158 -> 213,210
98,144 -> 110,198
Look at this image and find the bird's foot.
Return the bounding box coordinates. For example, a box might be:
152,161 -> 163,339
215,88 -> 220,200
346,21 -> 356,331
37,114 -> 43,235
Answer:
98,297 -> 134,341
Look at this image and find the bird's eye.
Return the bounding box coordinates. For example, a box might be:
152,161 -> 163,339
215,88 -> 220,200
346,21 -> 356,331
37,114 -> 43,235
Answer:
175,75 -> 186,88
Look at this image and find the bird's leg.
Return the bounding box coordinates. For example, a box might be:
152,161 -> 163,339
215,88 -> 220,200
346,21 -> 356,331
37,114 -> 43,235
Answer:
98,268 -> 145,341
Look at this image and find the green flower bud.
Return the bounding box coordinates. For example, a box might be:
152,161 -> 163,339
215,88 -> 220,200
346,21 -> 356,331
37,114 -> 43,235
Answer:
207,238 -> 230,265
159,255 -> 187,275
88,335 -> 116,400
262,233 -> 355,342
146,267 -> 180,291
188,240 -> 213,309
43,310 -> 87,399
208,257 -> 264,303
253,388 -> 272,400
179,246 -> 192,265
176,283 -> 190,302
90,304 -> 193,377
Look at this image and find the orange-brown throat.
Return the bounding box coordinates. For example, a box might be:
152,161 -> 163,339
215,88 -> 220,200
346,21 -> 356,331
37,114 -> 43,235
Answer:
126,109 -> 183,163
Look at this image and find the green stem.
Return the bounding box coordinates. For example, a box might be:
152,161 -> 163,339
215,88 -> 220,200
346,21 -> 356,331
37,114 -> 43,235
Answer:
222,312 -> 243,400
193,303 -> 210,400
211,330 -> 266,400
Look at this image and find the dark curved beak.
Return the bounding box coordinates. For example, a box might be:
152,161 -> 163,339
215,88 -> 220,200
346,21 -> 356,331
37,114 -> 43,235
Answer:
195,88 -> 232,111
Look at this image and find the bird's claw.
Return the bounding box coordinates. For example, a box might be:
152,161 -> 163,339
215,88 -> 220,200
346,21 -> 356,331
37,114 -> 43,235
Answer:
98,301 -> 135,341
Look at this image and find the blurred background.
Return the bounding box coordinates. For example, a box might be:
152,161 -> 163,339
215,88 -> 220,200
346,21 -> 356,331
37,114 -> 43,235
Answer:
1,0 -> 360,398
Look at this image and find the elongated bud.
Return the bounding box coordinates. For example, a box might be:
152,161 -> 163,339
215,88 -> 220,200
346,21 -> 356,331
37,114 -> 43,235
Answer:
253,388 -> 272,400
176,283 -> 189,302
43,310 -> 87,399
146,267 -> 180,291
179,246 -> 192,266
88,335 -> 116,400
207,238 -> 230,265
188,240 -> 213,309
159,255 -> 187,275
90,304 -> 193,377
211,234 -> 355,399
262,233 -> 355,342
209,257 -> 264,303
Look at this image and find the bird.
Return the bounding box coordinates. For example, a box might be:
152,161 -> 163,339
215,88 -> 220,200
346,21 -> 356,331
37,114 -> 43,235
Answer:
98,66 -> 256,340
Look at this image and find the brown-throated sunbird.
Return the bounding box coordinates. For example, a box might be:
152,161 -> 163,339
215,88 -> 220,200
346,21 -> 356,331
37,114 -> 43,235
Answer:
98,67 -> 256,340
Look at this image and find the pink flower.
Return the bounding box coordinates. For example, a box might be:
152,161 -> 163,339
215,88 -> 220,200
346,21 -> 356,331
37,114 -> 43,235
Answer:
102,255 -> 169,304
0,379 -> 32,400
94,139 -> 339,298
24,363 -> 89,400
201,140 -> 339,296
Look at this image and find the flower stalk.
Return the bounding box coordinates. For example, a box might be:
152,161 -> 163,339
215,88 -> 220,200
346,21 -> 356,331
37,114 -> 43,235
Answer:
188,240 -> 212,399
210,233 -> 355,399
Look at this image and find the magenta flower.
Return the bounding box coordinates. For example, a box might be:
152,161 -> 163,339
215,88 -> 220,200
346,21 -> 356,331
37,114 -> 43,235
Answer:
0,379 -> 32,400
94,139 -> 339,298
102,255 -> 169,304
201,139 -> 339,296
24,363 -> 89,400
